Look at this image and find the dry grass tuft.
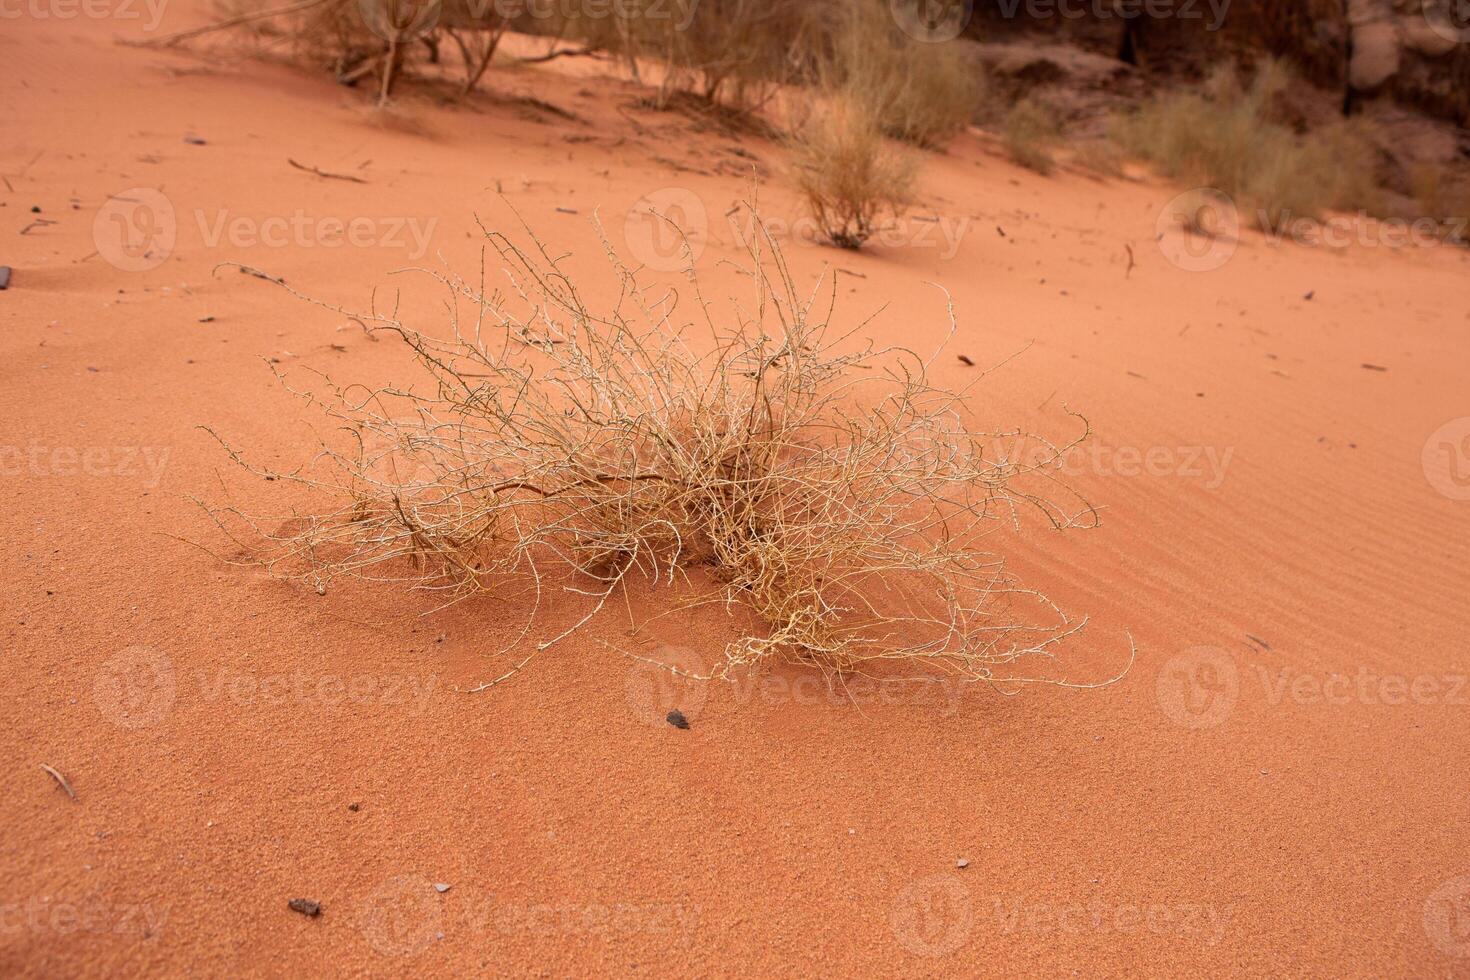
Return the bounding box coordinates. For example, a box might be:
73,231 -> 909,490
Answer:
814,0 -> 980,150
1119,59 -> 1381,225
788,97 -> 917,249
1410,163 -> 1470,229
1000,97 -> 1061,175
552,0 -> 815,111
204,202 -> 1100,690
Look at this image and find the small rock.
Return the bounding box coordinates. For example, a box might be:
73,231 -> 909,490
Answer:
347,802 -> 360,812
30,206 -> 41,213
666,709 -> 690,730
288,898 -> 321,917
434,883 -> 451,893
184,135 -> 207,145
197,315 -> 215,323
956,858 -> 970,869
0,266 -> 11,290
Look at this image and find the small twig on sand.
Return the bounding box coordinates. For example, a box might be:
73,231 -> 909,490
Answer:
287,158 -> 368,184
228,263 -> 285,284
1124,243 -> 1136,279
40,763 -> 77,802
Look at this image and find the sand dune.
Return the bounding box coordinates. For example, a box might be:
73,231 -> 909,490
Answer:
3,6 -> 1469,976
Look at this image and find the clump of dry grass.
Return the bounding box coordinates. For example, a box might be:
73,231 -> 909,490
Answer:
788,96 -> 917,249
1411,163 -> 1470,230
204,203 -> 1098,689
550,0 -> 816,110
814,0 -> 980,149
1071,138 -> 1126,177
1001,97 -> 1061,175
1119,59 -> 1381,225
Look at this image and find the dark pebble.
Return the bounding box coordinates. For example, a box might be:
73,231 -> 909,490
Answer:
0,267 -> 11,290
666,709 -> 690,730
288,898 -> 321,917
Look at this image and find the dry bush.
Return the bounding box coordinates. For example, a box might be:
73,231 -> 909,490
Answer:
1070,138 -> 1125,177
1119,59 -> 1381,225
545,0 -> 819,110
205,204 -> 1098,688
542,0 -> 980,135
1411,163 -> 1470,227
1001,97 -> 1061,175
154,0 -> 509,103
789,96 -> 917,249
814,0 -> 980,149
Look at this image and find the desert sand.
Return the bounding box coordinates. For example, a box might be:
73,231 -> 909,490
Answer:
3,5 -> 1470,977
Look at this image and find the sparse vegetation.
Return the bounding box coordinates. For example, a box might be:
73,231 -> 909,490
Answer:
814,0 -> 980,149
1119,59 -> 1381,225
1001,97 -> 1061,175
788,96 -> 917,248
544,0 -> 817,110
205,206 -> 1095,688
1071,138 -> 1125,178
1410,163 -> 1470,231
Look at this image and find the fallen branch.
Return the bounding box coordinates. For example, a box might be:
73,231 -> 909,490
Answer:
40,763 -> 77,802
287,158 -> 368,184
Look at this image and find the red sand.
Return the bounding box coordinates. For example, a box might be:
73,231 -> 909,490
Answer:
4,8 -> 1470,977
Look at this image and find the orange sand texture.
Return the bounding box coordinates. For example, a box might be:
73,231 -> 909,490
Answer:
4,5 -> 1470,977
